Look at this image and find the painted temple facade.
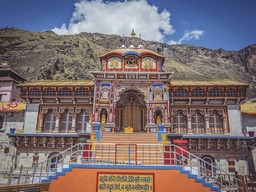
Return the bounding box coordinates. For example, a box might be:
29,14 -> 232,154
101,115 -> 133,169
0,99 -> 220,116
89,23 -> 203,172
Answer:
2,46 -> 256,175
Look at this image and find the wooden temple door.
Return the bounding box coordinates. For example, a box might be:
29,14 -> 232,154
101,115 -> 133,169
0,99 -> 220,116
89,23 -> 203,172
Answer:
122,106 -> 141,132
115,89 -> 146,132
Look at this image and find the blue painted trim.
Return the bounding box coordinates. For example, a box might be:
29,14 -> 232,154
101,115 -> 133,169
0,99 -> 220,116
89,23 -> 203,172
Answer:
123,51 -> 140,56
158,131 -> 167,141
180,168 -> 220,192
95,130 -> 101,140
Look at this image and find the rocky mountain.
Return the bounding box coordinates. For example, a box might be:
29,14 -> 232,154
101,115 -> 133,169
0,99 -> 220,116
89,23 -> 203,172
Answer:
0,27 -> 255,98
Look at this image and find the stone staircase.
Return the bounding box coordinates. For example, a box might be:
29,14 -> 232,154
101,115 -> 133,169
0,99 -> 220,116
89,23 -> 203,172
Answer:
96,133 -> 163,165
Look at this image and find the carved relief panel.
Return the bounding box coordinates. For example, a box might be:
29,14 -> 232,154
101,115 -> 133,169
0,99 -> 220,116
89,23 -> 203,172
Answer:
141,57 -> 156,70
107,57 -> 122,70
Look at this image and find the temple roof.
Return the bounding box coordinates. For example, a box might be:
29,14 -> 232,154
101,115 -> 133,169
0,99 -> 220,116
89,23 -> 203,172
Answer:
19,80 -> 94,87
0,65 -> 26,82
100,48 -> 164,58
171,79 -> 248,86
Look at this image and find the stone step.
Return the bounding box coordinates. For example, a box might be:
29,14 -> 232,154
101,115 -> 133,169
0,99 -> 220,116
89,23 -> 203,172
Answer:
100,139 -> 158,144
96,132 -> 161,165
94,157 -> 164,165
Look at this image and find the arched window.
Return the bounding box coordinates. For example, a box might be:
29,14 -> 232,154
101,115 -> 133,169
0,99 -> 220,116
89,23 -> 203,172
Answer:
201,156 -> 215,177
76,110 -> 89,132
172,110 -> 187,134
43,87 -> 56,96
47,152 -> 62,171
173,88 -> 189,97
43,109 -> 56,132
209,110 -> 223,134
28,87 -> 41,96
59,109 -> 72,133
191,87 -> 206,97
209,87 -> 224,97
191,110 -> 205,134
58,87 -> 72,96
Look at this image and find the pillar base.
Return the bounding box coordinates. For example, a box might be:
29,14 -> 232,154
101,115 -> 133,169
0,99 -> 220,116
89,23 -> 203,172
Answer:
69,129 -> 76,133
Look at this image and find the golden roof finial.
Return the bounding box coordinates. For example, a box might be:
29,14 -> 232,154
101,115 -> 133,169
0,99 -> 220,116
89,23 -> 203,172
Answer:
131,29 -> 136,37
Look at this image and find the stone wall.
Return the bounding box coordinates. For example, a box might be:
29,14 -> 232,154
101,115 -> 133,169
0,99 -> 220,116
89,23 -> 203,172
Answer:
23,104 -> 39,133
227,105 -> 243,136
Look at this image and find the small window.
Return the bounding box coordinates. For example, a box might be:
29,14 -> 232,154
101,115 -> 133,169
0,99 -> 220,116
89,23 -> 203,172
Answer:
28,87 -> 41,96
238,88 -> 246,97
191,87 -> 206,97
209,87 -> 224,97
226,88 -> 237,97
58,87 -> 72,96
43,87 -> 56,96
173,88 -> 189,97
228,160 -> 236,172
75,87 -> 88,96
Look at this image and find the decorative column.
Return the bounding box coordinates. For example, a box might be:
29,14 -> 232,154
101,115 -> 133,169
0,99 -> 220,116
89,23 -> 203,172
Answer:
37,109 -> 48,132
37,114 -> 44,132
170,113 -> 174,133
205,114 -> 211,134
187,113 -> 193,134
70,114 -> 77,133
53,113 -> 60,133
223,114 -> 228,134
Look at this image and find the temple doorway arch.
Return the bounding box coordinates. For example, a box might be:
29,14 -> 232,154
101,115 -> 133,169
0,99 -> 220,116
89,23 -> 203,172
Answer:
115,89 -> 146,132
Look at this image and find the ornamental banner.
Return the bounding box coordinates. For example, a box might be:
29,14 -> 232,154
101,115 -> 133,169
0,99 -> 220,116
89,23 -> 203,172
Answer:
0,101 -> 26,112
97,172 -> 154,192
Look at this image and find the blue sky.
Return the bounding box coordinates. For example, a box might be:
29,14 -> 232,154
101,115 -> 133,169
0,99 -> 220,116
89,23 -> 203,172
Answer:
0,0 -> 255,50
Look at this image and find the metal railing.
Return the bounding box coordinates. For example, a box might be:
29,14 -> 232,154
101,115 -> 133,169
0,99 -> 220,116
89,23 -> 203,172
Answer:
7,143 -> 242,192
0,183 -> 50,192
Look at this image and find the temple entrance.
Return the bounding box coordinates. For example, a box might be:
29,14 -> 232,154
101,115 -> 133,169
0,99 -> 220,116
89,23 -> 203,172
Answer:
115,89 -> 146,132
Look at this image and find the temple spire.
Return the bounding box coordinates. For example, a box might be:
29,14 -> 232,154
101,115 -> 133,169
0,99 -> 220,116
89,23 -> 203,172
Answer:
131,29 -> 136,37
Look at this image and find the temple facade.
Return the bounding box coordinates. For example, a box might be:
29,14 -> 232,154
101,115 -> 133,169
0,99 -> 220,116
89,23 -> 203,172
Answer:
3,46 -> 256,176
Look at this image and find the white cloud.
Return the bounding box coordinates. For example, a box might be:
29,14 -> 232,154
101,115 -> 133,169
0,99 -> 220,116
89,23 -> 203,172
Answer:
169,30 -> 204,44
52,0 -> 175,42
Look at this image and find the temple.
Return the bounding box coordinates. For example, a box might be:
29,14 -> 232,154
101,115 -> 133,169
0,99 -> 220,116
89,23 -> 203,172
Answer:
1,45 -> 256,191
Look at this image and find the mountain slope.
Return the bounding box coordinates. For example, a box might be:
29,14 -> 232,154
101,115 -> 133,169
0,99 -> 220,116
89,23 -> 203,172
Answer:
0,28 -> 255,97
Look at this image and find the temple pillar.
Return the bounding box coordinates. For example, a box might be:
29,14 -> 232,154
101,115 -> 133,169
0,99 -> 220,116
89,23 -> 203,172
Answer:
223,114 -> 228,134
53,114 -> 60,133
205,114 -> 211,134
70,114 -> 77,133
37,114 -> 44,132
187,113 -> 192,134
